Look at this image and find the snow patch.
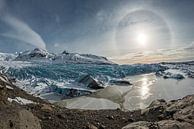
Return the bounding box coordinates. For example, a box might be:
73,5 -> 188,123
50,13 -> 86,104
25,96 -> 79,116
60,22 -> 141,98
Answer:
7,97 -> 35,105
0,76 -> 7,82
6,85 -> 13,90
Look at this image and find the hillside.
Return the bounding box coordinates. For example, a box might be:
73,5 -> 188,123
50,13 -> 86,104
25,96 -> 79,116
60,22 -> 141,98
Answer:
0,73 -> 194,129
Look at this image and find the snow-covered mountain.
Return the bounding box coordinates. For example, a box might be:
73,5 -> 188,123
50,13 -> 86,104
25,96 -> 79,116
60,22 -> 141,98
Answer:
0,52 -> 16,61
53,50 -> 113,64
14,48 -> 55,61
14,48 -> 114,64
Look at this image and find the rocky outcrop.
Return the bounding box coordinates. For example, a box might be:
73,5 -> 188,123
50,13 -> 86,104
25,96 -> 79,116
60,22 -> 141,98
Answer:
0,73 -> 44,129
122,95 -> 194,129
122,121 -> 157,129
122,120 -> 194,129
0,107 -> 41,129
78,75 -> 104,89
158,120 -> 193,129
1,72 -> 194,129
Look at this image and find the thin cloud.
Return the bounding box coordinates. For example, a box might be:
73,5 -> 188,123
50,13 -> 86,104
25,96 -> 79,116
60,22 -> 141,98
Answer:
0,0 -> 6,15
183,42 -> 194,51
111,42 -> 194,64
1,15 -> 46,50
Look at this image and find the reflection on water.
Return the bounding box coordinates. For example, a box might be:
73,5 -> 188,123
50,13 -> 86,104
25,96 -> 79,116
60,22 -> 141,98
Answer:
139,75 -> 156,100
140,77 -> 150,99
137,75 -> 156,109
58,73 -> 194,111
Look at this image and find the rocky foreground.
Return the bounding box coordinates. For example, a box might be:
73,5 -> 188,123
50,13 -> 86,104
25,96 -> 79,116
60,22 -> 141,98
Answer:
0,73 -> 194,129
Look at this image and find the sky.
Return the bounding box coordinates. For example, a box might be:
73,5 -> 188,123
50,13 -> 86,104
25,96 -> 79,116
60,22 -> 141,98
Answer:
0,0 -> 194,64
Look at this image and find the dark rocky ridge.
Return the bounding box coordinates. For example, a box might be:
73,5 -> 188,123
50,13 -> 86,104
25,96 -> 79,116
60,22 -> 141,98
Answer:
0,73 -> 194,129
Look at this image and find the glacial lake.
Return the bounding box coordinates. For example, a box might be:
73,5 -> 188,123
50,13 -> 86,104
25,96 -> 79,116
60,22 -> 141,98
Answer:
56,73 -> 194,110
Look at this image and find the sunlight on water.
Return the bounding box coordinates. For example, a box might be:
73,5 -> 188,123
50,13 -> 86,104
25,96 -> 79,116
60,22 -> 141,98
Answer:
141,77 -> 149,97
140,76 -> 153,100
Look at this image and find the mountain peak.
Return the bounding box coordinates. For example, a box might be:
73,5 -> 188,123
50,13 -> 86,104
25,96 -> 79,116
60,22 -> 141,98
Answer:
12,48 -> 114,64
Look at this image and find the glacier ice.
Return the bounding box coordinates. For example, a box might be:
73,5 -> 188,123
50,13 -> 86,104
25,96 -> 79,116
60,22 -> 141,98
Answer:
0,49 -> 193,101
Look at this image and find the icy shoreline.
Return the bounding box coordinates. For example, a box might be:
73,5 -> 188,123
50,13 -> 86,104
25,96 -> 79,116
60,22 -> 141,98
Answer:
0,50 -> 194,110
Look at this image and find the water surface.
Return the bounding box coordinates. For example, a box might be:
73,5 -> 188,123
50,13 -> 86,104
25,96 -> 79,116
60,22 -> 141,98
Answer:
58,73 -> 194,110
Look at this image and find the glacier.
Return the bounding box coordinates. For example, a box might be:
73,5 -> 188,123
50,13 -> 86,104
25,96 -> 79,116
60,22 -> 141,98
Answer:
0,60 -> 167,100
0,48 -> 193,103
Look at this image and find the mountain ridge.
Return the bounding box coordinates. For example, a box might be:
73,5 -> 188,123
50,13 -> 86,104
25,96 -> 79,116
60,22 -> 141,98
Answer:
12,48 -> 115,65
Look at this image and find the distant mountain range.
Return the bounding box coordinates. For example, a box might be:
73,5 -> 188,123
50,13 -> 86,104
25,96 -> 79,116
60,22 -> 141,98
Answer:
0,48 -> 114,65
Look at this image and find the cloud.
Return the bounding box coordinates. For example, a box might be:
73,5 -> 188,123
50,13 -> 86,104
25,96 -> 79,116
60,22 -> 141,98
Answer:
1,15 -> 46,50
183,42 -> 194,51
0,0 -> 5,8
111,42 -> 194,64
0,0 -> 6,15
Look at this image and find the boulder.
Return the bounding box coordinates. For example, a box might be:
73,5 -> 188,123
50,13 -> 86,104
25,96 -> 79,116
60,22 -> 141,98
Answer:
141,105 -> 167,121
85,124 -> 98,129
122,120 -> 194,129
148,99 -> 167,108
78,75 -> 104,89
122,121 -> 157,129
158,120 -> 193,129
0,107 -> 41,129
173,105 -> 194,124
166,95 -> 194,112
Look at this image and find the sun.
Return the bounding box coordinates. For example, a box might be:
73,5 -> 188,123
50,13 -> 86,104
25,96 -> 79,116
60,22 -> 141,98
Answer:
136,33 -> 148,46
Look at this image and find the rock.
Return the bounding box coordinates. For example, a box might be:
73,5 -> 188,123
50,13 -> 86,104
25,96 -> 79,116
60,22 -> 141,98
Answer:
109,80 -> 132,86
78,75 -> 104,89
62,50 -> 69,55
158,120 -> 193,129
0,85 -> 7,104
122,121 -> 157,129
41,104 -> 53,111
167,95 -> 194,112
149,99 -> 167,108
123,119 -> 194,129
0,107 -> 41,129
0,85 -> 4,89
173,105 -> 194,124
85,124 -> 98,129
98,124 -> 106,129
106,115 -> 114,120
141,105 -> 166,121
57,114 -> 66,119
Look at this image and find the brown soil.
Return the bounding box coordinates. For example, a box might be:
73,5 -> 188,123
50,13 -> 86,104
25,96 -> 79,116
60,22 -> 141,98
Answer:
1,73 -> 194,129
